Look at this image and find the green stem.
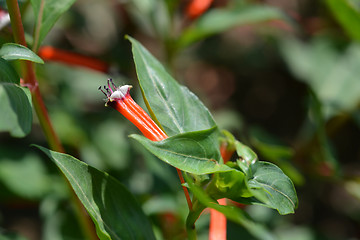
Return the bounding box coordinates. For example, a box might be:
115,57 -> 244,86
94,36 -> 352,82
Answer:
186,199 -> 204,240
32,0 -> 44,53
6,1 -> 97,239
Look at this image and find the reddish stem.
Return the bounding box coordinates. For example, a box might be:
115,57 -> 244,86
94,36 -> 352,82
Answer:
6,0 -> 64,153
5,1 -> 97,239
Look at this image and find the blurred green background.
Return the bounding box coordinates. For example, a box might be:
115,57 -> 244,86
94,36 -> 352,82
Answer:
1,0 -> 360,239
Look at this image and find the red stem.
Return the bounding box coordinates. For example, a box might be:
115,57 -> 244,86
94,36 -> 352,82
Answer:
6,0 -> 63,153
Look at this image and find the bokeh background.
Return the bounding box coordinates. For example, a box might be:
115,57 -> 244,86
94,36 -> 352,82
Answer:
1,0 -> 360,239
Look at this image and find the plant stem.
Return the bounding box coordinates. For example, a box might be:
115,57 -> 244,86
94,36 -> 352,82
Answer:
6,1 -> 97,239
186,199 -> 205,240
6,0 -> 63,152
176,168 -> 193,210
32,0 -> 45,53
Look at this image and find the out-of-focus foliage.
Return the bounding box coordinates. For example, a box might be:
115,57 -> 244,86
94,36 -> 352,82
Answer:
1,0 -> 360,239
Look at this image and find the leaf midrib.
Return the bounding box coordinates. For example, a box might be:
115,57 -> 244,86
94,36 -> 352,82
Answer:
53,156 -> 121,240
254,180 -> 295,209
135,45 -> 184,134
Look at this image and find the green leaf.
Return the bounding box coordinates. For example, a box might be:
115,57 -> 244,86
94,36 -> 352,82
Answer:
246,161 -> 298,215
325,0 -> 360,41
250,127 -> 305,185
35,145 -> 156,240
185,174 -> 275,240
235,141 -> 258,166
0,43 -> 44,63
178,5 -> 286,47
30,0 -> 76,49
0,58 -> 20,84
130,127 -> 232,174
128,36 -> 217,136
209,168 -> 253,199
0,83 -> 32,138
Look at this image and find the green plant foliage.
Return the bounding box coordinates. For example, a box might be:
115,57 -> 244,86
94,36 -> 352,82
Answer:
128,36 -> 217,136
131,127 -> 232,174
0,232 -> 28,240
210,169 -> 252,200
0,153 -> 51,199
0,85 -> 32,137
41,194 -> 86,240
178,5 -> 286,47
125,0 -> 170,38
281,38 -> 360,118
185,174 -> 275,240
206,141 -> 297,214
0,58 -> 20,84
35,145 -> 156,240
0,43 -> 44,63
325,0 -> 360,41
245,161 -> 298,215
30,0 -> 77,49
235,140 -> 258,167
0,59 -> 32,137
249,128 -> 305,185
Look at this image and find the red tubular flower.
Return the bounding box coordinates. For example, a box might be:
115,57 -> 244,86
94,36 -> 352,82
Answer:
186,0 -> 214,19
100,80 -> 167,141
100,79 -> 192,209
209,198 -> 227,240
208,143 -> 235,240
39,46 -> 109,73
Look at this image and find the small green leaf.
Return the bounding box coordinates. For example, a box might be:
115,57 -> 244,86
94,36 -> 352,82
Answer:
30,0 -> 76,49
235,141 -> 258,166
178,5 -> 286,47
35,145 -> 156,240
0,83 -> 32,137
210,169 -> 253,199
128,36 -> 217,136
131,127 -> 232,174
0,58 -> 20,84
185,174 -> 275,240
325,0 -> 360,41
247,161 -> 298,215
0,43 -> 44,63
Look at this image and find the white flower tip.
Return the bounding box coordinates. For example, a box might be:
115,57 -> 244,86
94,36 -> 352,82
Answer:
109,85 -> 132,101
